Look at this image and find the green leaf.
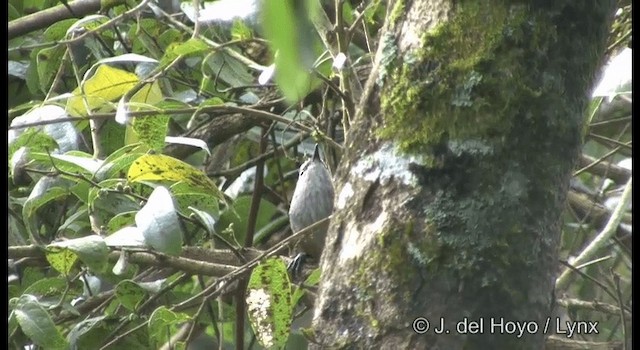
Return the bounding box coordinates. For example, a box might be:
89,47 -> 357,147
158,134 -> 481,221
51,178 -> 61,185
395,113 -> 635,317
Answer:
115,280 -> 147,311
8,309 -> 20,345
45,246 -> 79,275
22,177 -> 69,239
188,206 -> 217,238
47,235 -> 110,273
231,19 -> 253,41
341,1 -> 355,25
292,268 -> 321,307
18,267 -> 46,294
124,82 -> 165,146
9,104 -> 79,153
364,0 -> 386,25
199,97 -> 225,107
107,211 -> 137,232
22,277 -> 75,298
131,114 -> 169,151
8,3 -> 19,20
216,195 -> 277,245
148,306 -> 192,348
51,152 -> 103,173
126,18 -> 162,55
43,18 -> 77,41
67,316 -> 113,350
88,179 -> 140,225
14,295 -> 68,349
26,48 -> 42,95
96,119 -> 127,156
8,127 -> 58,162
28,151 -> 99,177
36,45 -> 66,93
204,50 -> 254,88
157,28 -> 184,51
261,0 -> 321,102
58,207 -> 91,236
173,190 -> 220,218
246,257 -> 292,349
161,38 -> 209,66
170,38 -> 210,55
304,268 -> 321,285
70,180 -> 92,204
170,182 -> 220,237
95,143 -> 146,181
101,142 -> 146,164
9,286 -> 20,301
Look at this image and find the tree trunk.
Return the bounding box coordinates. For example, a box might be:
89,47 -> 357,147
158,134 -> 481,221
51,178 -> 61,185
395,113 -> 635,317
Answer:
312,1 -> 615,349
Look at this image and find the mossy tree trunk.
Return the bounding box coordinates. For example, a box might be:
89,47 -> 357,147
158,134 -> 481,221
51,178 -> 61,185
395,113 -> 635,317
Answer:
311,0 -> 614,349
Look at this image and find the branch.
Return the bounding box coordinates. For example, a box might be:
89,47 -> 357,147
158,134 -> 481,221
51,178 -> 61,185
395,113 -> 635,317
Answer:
9,0 -> 105,40
576,154 -> 631,184
8,245 -> 266,277
9,104 -> 343,153
557,178 -> 632,289
114,250 -> 238,277
546,336 -> 622,350
567,190 -> 632,229
556,298 -> 631,321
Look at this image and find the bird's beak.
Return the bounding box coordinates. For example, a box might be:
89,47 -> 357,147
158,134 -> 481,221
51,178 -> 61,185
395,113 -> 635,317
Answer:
313,144 -> 321,161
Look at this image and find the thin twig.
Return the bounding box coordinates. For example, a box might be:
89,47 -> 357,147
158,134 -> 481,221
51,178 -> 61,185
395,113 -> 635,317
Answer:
270,128 -> 289,204
556,177 -> 632,289
100,321 -> 146,349
61,0 -> 151,46
557,260 -> 629,313
10,104 -> 343,153
587,133 -> 632,151
209,131 -> 308,178
150,3 -> 265,71
612,272 -> 628,350
173,216 -> 332,312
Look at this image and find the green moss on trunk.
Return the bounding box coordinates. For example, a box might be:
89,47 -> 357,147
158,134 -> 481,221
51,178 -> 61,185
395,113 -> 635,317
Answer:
378,3 -> 570,153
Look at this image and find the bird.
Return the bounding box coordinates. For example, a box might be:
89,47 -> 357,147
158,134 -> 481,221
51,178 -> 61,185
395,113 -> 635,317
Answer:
287,143 -> 335,274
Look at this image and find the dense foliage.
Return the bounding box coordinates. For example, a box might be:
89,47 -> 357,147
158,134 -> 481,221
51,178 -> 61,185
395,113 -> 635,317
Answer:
8,0 -> 631,349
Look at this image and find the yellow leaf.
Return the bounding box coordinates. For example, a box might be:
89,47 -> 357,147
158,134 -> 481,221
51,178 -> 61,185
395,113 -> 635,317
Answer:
127,154 -> 225,201
66,65 -> 139,117
45,247 -> 78,276
131,81 -> 163,105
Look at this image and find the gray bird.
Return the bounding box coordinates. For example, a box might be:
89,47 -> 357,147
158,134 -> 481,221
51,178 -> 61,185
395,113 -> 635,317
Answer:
288,144 -> 335,270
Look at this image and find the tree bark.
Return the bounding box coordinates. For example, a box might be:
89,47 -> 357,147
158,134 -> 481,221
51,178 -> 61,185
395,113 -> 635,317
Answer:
312,1 -> 615,349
